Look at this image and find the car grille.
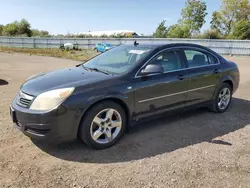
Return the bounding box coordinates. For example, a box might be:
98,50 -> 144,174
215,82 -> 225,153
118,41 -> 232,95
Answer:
16,91 -> 34,108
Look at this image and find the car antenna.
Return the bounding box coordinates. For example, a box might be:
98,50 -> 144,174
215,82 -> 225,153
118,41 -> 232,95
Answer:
134,41 -> 139,46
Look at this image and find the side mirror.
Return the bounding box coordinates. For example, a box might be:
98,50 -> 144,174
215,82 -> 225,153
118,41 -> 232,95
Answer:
140,64 -> 164,76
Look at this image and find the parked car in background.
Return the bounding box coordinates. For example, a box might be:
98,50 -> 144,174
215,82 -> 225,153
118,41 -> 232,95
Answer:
10,43 -> 240,149
94,43 -> 113,52
59,43 -> 79,51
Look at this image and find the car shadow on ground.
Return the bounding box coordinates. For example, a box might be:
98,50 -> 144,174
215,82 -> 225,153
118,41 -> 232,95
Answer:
33,97 -> 250,163
0,79 -> 9,86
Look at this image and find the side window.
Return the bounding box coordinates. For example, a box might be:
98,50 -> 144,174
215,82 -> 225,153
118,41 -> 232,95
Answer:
207,53 -> 218,64
149,50 -> 182,72
184,49 -> 217,68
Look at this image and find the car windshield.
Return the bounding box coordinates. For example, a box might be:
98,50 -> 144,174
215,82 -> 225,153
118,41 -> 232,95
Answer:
83,45 -> 153,74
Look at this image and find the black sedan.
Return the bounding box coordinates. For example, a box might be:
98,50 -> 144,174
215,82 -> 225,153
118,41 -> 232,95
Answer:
10,43 -> 240,149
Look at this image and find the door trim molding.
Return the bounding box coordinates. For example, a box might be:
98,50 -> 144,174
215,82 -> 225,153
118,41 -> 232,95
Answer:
139,90 -> 187,103
138,84 -> 215,103
187,85 -> 215,92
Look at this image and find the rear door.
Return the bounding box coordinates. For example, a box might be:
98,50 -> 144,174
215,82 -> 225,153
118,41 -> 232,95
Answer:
181,48 -> 222,105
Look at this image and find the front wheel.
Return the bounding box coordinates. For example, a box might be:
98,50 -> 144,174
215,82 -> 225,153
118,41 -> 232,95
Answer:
79,101 -> 126,149
210,83 -> 232,113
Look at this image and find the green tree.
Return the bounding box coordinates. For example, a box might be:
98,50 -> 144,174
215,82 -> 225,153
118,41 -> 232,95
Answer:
211,13 -> 223,35
167,24 -> 191,38
2,19 -> 32,36
0,24 -> 3,35
210,11 -> 225,34
153,20 -> 167,38
40,30 -> 49,36
180,0 -> 208,34
100,34 -> 108,38
2,22 -> 19,36
198,29 -> 222,39
31,29 -> 40,36
211,0 -> 250,35
31,29 -> 49,37
18,19 -> 32,36
222,0 -> 249,22
231,20 -> 250,39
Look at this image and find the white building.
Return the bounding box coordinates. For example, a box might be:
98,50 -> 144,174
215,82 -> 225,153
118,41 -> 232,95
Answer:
78,30 -> 141,37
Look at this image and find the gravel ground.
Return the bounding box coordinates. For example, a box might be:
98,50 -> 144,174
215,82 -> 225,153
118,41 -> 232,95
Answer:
0,52 -> 250,188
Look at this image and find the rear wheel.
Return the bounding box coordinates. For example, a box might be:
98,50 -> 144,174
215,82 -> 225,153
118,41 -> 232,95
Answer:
79,101 -> 126,149
210,83 -> 232,113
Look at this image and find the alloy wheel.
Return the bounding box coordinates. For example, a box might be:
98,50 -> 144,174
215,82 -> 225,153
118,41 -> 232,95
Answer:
90,108 -> 122,144
218,87 -> 231,110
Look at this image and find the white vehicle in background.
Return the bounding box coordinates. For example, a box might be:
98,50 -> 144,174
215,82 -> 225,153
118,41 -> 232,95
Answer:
59,43 -> 79,51
64,43 -> 74,50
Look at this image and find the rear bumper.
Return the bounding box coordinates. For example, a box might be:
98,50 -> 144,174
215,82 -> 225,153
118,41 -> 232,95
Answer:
233,77 -> 239,94
233,71 -> 240,94
10,97 -> 80,143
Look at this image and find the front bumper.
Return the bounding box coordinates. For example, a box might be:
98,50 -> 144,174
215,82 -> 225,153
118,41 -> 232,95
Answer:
10,97 -> 80,142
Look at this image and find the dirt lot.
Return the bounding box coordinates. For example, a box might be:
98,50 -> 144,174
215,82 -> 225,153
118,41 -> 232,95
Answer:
0,52 -> 250,188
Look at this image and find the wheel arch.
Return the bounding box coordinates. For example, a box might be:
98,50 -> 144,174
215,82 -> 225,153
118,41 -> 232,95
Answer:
77,97 -> 131,136
212,76 -> 234,100
220,75 -> 234,90
222,79 -> 233,91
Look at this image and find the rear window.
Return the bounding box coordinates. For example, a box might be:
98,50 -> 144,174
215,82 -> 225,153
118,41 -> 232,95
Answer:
207,54 -> 218,64
184,49 -> 218,68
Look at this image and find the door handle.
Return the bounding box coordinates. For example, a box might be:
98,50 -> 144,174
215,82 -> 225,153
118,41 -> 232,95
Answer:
178,75 -> 185,80
214,69 -> 220,74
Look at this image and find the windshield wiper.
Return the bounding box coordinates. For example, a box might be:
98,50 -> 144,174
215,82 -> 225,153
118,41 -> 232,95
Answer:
82,65 -> 110,75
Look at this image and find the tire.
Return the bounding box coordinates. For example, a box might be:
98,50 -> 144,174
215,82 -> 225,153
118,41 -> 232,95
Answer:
79,101 -> 126,149
209,83 -> 232,113
94,48 -> 98,52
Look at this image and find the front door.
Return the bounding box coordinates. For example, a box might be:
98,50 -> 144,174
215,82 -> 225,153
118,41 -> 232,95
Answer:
182,48 -> 222,105
133,49 -> 189,119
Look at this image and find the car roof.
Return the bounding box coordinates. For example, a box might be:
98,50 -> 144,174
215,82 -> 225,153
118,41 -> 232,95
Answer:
103,43 -> 112,45
122,42 -> 220,56
123,43 -> 207,49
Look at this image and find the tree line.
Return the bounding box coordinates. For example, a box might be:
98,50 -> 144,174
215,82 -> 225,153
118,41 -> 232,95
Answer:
0,19 -> 49,37
153,0 -> 250,39
0,19 -> 129,38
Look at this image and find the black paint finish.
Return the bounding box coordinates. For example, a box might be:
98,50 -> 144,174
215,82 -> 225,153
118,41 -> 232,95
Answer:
10,43 -> 240,142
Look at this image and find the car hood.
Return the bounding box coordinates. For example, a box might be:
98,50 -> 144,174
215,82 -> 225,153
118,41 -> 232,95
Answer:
21,66 -> 114,96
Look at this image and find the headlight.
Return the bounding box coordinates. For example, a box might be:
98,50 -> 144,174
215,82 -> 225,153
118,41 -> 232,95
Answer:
30,87 -> 75,111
